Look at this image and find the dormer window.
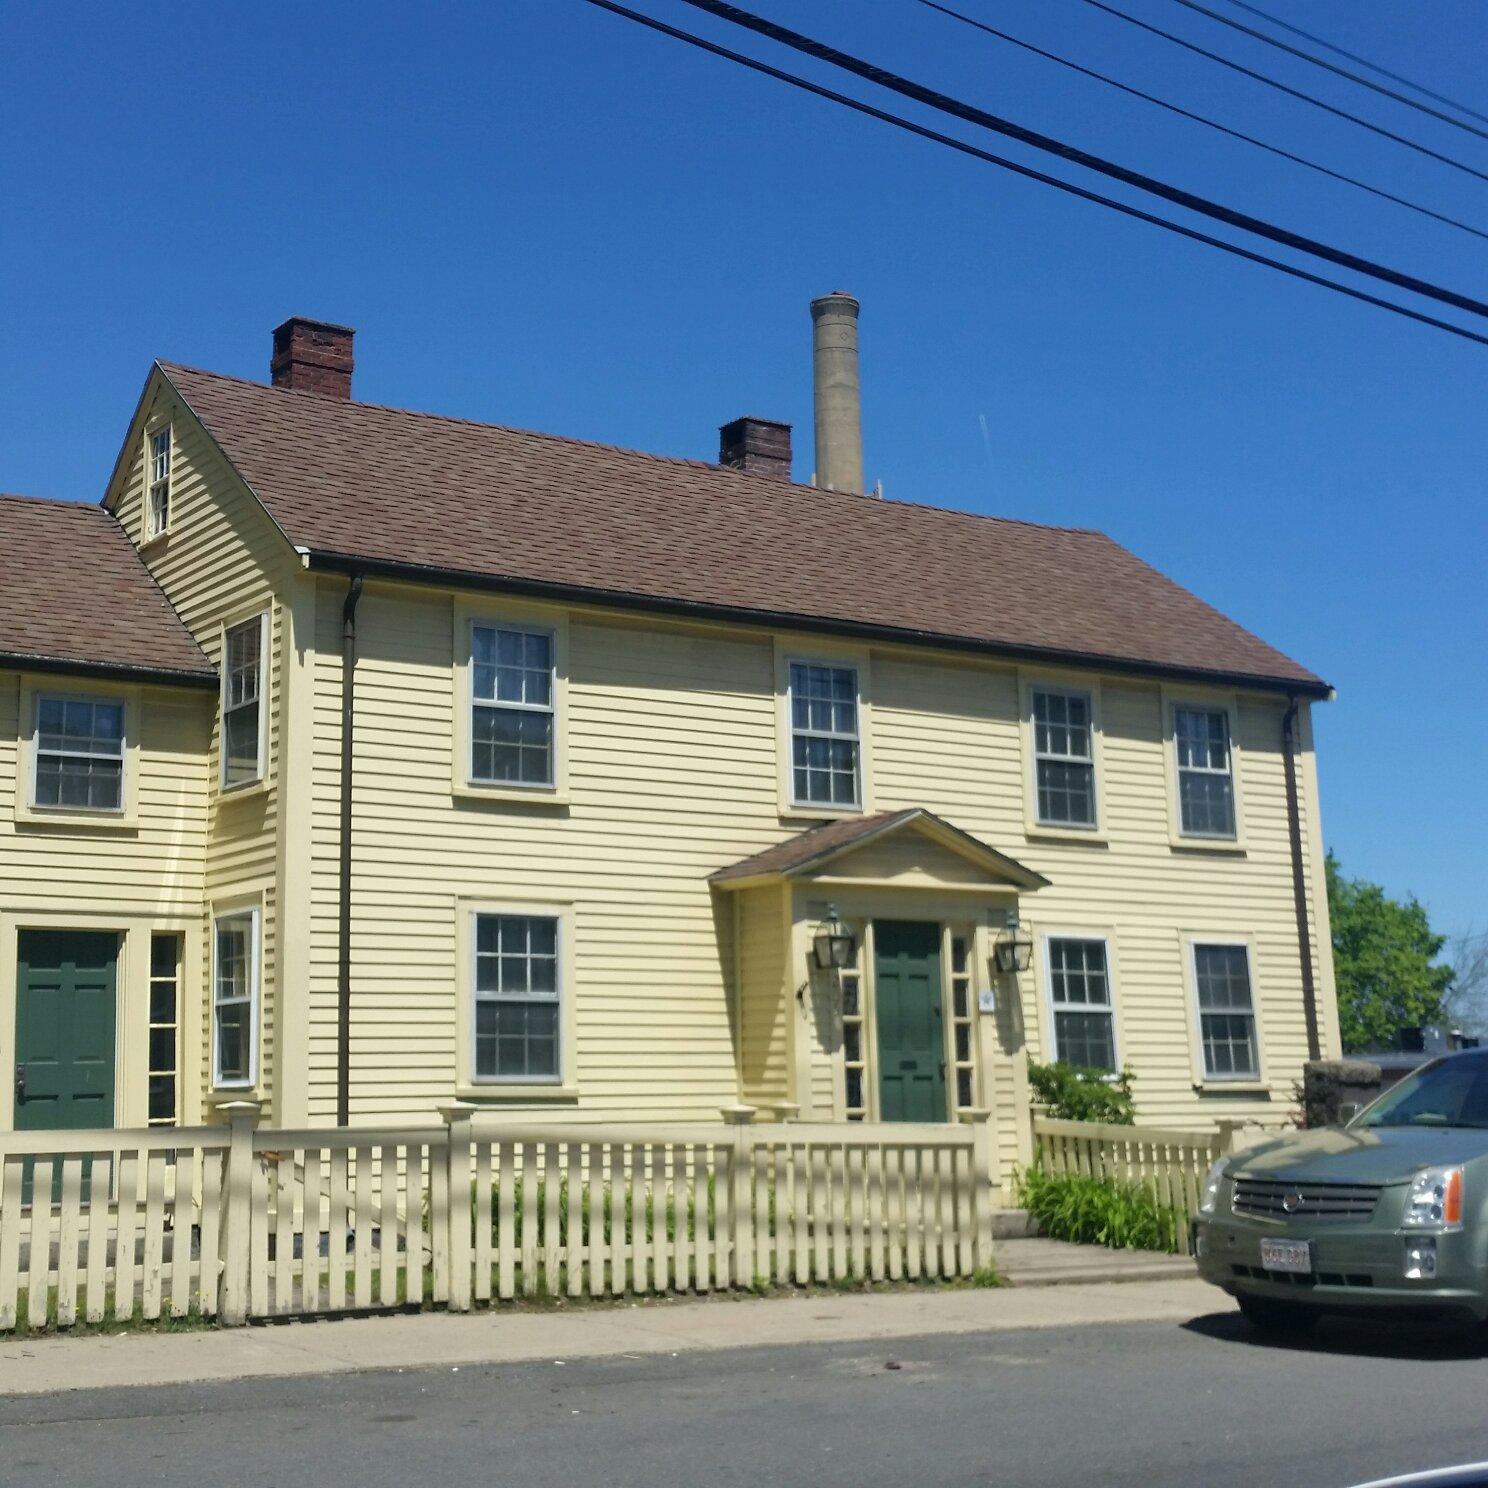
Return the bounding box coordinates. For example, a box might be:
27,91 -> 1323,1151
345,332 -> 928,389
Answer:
148,427 -> 172,537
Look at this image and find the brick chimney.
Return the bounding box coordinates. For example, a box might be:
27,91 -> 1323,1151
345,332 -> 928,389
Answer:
271,317 -> 355,398
719,416 -> 792,481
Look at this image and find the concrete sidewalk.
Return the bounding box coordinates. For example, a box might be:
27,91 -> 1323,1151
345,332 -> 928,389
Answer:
997,1236 -> 1196,1286
0,1270 -> 1224,1398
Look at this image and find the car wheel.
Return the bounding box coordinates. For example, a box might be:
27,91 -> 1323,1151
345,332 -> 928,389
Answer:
1238,1293 -> 1320,1335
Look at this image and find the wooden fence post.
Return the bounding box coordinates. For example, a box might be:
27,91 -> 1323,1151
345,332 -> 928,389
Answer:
1215,1119 -> 1242,1158
957,1108 -> 996,1272
217,1101 -> 262,1326
439,1105 -> 475,1312
720,1105 -> 756,1288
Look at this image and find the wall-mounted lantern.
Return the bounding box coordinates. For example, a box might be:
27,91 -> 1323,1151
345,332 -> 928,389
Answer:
992,912 -> 1034,975
812,904 -> 858,972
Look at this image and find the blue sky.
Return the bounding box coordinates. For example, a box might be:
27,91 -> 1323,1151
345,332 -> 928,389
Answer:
3,1 -> 1484,940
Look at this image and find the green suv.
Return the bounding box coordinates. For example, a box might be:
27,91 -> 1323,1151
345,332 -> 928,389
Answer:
1194,1050 -> 1488,1332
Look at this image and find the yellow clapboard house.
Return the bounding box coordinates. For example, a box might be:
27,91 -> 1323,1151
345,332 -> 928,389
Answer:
1,306 -> 1338,1192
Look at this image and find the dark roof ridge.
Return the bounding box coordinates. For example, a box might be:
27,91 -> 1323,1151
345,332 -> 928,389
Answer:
153,361 -> 1105,541
0,490 -> 112,512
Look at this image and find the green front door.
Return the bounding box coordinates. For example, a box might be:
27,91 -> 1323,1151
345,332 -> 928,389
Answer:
15,930 -> 117,1134
874,921 -> 947,1123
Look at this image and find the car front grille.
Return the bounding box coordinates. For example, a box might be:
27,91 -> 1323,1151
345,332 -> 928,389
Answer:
1231,1177 -> 1381,1223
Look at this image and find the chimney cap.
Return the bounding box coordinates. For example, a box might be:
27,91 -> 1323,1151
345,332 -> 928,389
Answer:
272,314 -> 356,338
811,291 -> 860,317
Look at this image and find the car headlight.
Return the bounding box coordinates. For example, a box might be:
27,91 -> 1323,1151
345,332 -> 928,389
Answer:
1402,1166 -> 1464,1231
1198,1157 -> 1227,1215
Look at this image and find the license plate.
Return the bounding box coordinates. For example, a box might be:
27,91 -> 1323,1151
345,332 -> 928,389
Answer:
1259,1238 -> 1312,1275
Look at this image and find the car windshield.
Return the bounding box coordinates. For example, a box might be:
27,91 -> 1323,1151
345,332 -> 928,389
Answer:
1357,1055 -> 1488,1129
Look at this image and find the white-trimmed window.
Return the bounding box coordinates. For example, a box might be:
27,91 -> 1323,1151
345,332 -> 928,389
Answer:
33,695 -> 125,811
471,624 -> 555,787
221,614 -> 265,788
473,912 -> 561,1082
1175,706 -> 1236,838
212,910 -> 259,1087
148,426 -> 172,538
1047,937 -> 1116,1071
788,660 -> 860,808
1032,688 -> 1096,827
1192,943 -> 1259,1079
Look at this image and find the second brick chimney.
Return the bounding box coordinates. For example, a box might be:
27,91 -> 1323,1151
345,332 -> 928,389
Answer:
271,317 -> 355,398
719,416 -> 792,481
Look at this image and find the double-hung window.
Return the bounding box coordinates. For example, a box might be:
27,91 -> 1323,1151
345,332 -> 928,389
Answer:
471,624 -> 555,787
789,661 -> 860,808
1032,688 -> 1096,828
1174,706 -> 1236,838
212,910 -> 258,1087
473,913 -> 561,1082
1047,937 -> 1117,1072
221,615 -> 265,788
148,427 -> 172,538
1193,943 -> 1259,1079
33,696 -> 125,811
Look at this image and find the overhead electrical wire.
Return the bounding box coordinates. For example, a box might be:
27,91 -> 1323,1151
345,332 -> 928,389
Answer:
670,0 -> 1488,322
1072,0 -> 1488,188
918,0 -> 1488,244
1218,0 -> 1488,128
1169,0 -> 1488,145
576,0 -> 1488,350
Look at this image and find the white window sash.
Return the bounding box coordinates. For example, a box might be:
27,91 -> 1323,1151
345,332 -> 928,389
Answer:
469,623 -> 557,787
148,429 -> 171,536
787,661 -> 861,806
470,910 -> 563,1085
220,614 -> 267,790
31,695 -> 125,812
211,909 -> 259,1089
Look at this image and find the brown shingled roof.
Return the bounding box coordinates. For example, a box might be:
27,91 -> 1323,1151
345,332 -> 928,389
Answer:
159,364 -> 1327,695
0,494 -> 213,684
709,808 -> 1047,888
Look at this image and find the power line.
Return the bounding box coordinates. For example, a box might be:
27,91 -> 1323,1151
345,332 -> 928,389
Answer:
576,0 -> 1488,351
674,0 -> 1488,322
918,0 -> 1488,244
1073,0 -> 1488,188
1219,0 -> 1488,128
1171,0 -> 1488,144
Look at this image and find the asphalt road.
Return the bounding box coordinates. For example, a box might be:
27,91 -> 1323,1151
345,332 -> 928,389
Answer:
7,1308 -> 1488,1488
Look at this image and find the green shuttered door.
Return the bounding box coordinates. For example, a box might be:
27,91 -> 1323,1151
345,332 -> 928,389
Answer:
15,930 -> 118,1133
874,921 -> 947,1123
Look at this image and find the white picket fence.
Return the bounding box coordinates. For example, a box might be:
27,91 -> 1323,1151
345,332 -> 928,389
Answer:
0,1106 -> 996,1330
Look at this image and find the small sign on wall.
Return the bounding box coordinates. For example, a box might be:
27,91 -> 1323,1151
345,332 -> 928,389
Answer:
978,988 -> 996,1014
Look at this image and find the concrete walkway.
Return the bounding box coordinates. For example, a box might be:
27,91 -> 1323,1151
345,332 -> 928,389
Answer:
0,1265 -> 1222,1398
997,1236 -> 1196,1286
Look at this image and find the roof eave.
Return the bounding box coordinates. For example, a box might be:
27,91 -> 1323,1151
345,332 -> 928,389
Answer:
0,651 -> 218,690
302,548 -> 1333,700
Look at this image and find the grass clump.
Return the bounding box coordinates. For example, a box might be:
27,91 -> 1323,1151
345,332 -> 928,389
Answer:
1017,1165 -> 1183,1254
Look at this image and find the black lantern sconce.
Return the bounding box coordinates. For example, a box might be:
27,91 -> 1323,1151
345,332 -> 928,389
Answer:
992,912 -> 1034,975
812,905 -> 858,973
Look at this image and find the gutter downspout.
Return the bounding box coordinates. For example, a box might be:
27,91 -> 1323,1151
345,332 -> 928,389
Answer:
337,573 -> 364,1126
1282,697 -> 1323,1062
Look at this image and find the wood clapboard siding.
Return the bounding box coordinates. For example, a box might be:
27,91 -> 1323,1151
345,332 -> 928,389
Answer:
306,585 -> 785,1123
737,884 -> 790,1110
870,655 -> 1331,1147
113,379 -> 297,1112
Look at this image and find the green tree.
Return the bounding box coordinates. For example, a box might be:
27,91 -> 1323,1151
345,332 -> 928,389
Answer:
1327,852 -> 1453,1051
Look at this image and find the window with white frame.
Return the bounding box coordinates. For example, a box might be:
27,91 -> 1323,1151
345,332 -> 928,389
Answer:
1032,688 -> 1096,827
1174,706 -> 1237,838
789,661 -> 860,808
473,913 -> 561,1081
1193,943 -> 1259,1078
470,624 -> 555,786
221,615 -> 264,788
148,427 -> 172,537
212,910 -> 258,1087
1047,937 -> 1116,1071
33,695 -> 125,810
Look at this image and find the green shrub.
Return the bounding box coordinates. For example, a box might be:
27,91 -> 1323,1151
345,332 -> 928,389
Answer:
1017,1166 -> 1183,1254
1027,1060 -> 1136,1125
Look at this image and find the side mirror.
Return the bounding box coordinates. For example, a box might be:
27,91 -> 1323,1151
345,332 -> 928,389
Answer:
1337,1101 -> 1360,1126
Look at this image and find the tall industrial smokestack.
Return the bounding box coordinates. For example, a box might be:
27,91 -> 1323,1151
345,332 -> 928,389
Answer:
811,292 -> 863,495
